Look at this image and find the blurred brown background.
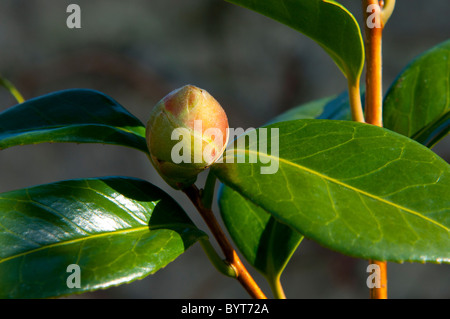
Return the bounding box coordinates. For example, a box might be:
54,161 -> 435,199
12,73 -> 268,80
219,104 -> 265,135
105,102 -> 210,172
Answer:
0,0 -> 448,298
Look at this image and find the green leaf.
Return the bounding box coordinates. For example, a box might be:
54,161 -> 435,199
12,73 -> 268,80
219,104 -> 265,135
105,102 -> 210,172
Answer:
267,90 -> 361,125
0,176 -> 205,298
218,184 -> 303,286
212,120 -> 450,264
226,0 -> 364,82
0,89 -> 148,153
411,111 -> 449,148
267,96 -> 337,124
384,39 -> 450,142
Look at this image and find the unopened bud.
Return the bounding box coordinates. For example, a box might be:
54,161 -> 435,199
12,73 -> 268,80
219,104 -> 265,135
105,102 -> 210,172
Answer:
146,85 -> 229,189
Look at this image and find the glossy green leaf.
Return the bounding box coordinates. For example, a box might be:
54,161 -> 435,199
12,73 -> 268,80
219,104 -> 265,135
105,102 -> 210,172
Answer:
212,120 -> 450,263
0,176 -> 205,298
384,39 -> 450,143
218,184 -> 303,285
226,0 -> 364,82
0,89 -> 148,153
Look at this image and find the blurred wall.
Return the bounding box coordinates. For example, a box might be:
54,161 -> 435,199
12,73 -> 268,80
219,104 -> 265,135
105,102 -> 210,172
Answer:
0,0 -> 449,298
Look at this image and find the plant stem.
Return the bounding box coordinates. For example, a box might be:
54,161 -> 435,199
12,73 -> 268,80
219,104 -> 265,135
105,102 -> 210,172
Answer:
348,79 -> 365,123
363,0 -> 388,299
369,259 -> 388,299
183,185 -> 267,299
267,275 -> 286,299
200,170 -> 218,210
363,0 -> 383,127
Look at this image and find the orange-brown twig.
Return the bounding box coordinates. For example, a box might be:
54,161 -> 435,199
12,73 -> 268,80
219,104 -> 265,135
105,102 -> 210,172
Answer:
183,185 -> 267,299
363,0 -> 388,299
363,0 -> 384,127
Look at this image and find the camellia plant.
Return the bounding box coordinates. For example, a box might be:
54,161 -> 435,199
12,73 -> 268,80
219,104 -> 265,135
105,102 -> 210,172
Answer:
0,0 -> 449,299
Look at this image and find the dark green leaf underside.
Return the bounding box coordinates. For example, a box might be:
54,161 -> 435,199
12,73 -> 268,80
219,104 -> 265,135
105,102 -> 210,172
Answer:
267,89 -> 364,125
0,177 -> 205,298
411,111 -> 450,148
0,89 -> 148,153
213,120 -> 450,263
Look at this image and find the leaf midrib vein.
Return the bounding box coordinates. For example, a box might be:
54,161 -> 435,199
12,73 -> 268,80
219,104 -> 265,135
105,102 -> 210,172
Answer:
229,149 -> 449,232
0,226 -> 149,265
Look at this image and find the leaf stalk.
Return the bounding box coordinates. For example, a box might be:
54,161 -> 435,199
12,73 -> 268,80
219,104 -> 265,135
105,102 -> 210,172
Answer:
267,275 -> 286,299
348,79 -> 365,123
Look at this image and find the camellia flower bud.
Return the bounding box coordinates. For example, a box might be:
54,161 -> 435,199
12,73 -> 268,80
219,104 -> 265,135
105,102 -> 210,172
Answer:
146,85 -> 229,189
